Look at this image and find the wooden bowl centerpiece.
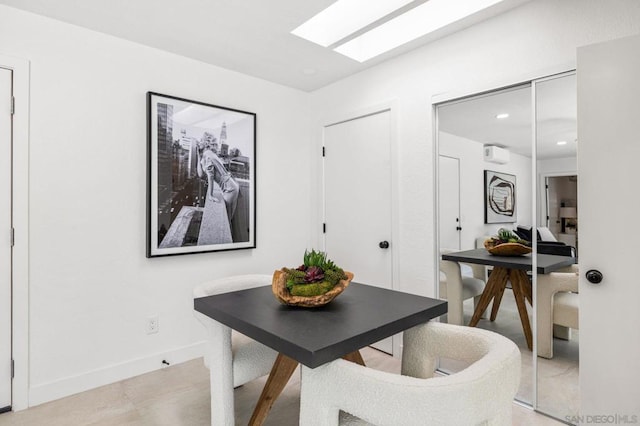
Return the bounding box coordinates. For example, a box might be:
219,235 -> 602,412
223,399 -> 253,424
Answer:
484,228 -> 532,256
272,250 -> 353,308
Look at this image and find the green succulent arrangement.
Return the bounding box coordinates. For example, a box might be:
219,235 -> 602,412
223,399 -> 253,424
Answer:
283,249 -> 347,297
488,228 -> 530,246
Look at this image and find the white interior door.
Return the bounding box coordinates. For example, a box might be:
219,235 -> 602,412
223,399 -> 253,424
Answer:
438,155 -> 461,250
0,67 -> 12,410
578,34 -> 640,418
324,110 -> 393,353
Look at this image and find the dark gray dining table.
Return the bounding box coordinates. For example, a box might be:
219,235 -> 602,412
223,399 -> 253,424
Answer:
194,281 -> 447,426
441,248 -> 575,350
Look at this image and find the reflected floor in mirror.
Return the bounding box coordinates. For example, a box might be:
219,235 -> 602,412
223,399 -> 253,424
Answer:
0,346 -> 564,425
441,288 -> 579,424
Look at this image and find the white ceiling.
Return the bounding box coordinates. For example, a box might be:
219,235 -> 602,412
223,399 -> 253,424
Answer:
438,74 -> 577,160
0,0 -> 530,92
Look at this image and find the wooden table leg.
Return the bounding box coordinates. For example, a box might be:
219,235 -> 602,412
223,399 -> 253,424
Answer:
524,275 -> 532,305
469,267 -> 508,327
469,265 -> 533,350
248,350 -> 364,425
342,350 -> 365,366
248,353 -> 299,426
489,281 -> 507,321
510,270 -> 533,350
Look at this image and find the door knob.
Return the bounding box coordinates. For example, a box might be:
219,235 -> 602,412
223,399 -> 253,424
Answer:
586,269 -> 603,284
379,241 -> 390,249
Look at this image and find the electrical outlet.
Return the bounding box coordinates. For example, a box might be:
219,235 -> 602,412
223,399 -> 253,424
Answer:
146,315 -> 159,334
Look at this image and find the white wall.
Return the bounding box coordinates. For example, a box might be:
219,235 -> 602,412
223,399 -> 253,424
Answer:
310,0 -> 640,298
0,5 -> 313,406
439,132 -> 532,250
538,157 -> 578,176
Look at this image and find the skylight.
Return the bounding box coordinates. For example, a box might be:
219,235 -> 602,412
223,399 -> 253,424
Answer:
291,0 -> 414,47
334,0 -> 506,62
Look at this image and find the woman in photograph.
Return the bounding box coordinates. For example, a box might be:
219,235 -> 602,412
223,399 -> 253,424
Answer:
197,144 -> 239,225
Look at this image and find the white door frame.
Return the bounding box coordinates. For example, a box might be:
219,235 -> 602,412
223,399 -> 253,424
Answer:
320,101 -> 401,355
0,54 -> 30,411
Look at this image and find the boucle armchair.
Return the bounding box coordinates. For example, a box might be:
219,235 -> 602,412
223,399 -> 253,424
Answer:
440,249 -> 486,325
536,265 -> 579,359
299,322 -> 521,426
193,274 -> 278,426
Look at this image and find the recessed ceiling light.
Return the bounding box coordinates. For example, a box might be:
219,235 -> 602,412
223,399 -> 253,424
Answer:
557,141 -> 568,145
334,0 -> 506,62
496,113 -> 509,119
291,0 -> 414,48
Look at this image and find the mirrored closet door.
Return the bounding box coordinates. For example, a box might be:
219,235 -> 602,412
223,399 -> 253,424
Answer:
435,72 -> 579,422
533,72 -> 578,422
436,83 -> 534,405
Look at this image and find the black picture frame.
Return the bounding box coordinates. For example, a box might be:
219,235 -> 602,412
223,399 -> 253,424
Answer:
146,92 -> 256,257
484,170 -> 516,224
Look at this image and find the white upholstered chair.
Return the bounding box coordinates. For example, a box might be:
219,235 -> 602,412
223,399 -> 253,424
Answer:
193,274 -> 278,426
536,265 -> 579,359
299,322 -> 521,426
439,248 -> 485,325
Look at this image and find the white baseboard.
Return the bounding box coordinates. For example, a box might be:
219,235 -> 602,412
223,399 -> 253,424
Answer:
28,341 -> 206,407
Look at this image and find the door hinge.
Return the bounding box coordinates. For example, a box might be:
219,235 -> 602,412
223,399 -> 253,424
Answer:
11,96 -> 15,115
11,228 -> 14,247
11,360 -> 14,379
322,147 -> 325,157
322,223 -> 326,233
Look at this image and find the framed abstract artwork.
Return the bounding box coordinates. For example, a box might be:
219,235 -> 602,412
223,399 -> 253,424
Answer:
147,92 -> 256,257
484,170 -> 516,224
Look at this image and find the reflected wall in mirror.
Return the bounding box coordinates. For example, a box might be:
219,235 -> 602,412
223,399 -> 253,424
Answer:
535,73 -> 578,422
436,84 -> 534,405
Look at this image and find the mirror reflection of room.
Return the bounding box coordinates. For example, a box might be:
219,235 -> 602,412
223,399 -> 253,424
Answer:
535,74 -> 579,422
437,84 -> 534,405
436,73 -> 578,423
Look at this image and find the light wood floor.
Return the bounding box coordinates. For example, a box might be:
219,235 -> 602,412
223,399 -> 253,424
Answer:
0,347 -> 563,426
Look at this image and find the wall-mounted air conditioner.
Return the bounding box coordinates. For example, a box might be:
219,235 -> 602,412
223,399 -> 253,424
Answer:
483,145 -> 510,164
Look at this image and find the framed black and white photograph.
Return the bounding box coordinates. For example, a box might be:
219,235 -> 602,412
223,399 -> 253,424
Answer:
147,92 -> 256,257
484,170 -> 516,224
